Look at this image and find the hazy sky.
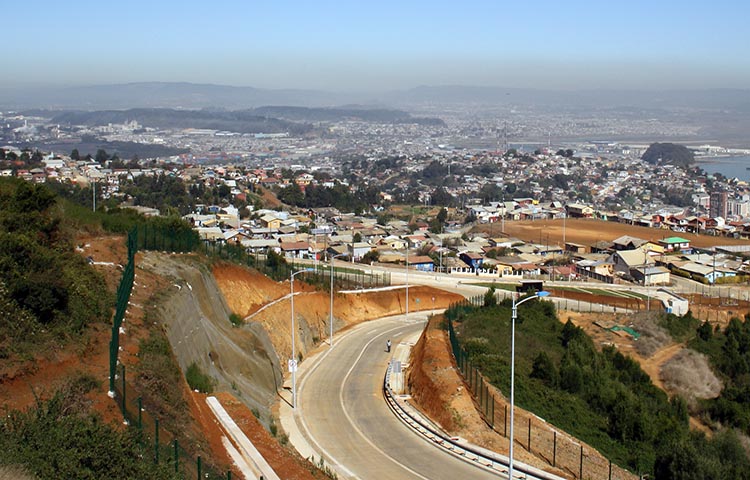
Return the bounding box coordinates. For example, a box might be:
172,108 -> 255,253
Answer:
4,0 -> 749,91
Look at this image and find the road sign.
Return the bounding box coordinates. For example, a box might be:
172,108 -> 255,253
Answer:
288,359 -> 298,373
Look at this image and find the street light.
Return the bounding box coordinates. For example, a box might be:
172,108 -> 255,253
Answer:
290,268 -> 314,409
509,290 -> 550,479
329,253 -> 348,350
405,243 -> 409,320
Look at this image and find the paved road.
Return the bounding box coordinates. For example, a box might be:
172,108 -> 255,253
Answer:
294,312 -> 501,480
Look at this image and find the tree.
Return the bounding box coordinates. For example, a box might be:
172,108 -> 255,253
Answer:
531,352 -> 558,386
641,143 -> 695,168
95,149 -> 109,165
70,148 -> 80,161
483,286 -> 497,307
697,321 -> 713,341
353,232 -> 362,243
436,207 -> 448,225
361,250 -> 380,264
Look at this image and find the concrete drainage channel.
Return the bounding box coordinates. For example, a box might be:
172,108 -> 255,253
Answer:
383,363 -> 564,480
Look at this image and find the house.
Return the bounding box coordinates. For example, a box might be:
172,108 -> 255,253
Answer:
678,262 -> 736,284
612,235 -> 647,251
260,214 -> 283,230
658,236 -> 691,253
349,242 -> 372,261
280,241 -> 310,259
459,252 -> 484,269
565,242 -> 587,254
408,255 -> 435,272
379,236 -> 407,250
608,250 -> 653,276
631,265 -> 671,285
197,227 -> 224,242
567,203 -> 594,218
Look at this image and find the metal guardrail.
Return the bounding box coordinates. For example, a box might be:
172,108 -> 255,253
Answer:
383,362 -> 563,480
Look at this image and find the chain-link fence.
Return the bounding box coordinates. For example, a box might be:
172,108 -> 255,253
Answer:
113,364 -> 230,479
445,299 -> 632,480
108,224 -> 232,479
199,241 -> 391,288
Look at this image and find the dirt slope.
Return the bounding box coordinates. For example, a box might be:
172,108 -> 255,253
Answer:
485,218 -> 750,248
139,253 -> 283,424
212,262 -> 463,366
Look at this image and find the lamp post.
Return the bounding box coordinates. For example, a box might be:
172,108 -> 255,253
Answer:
329,253 -> 347,350
405,243 -> 409,320
509,290 -> 550,479
290,268 -> 313,409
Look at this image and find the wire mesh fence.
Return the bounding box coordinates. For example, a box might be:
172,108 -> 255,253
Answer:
113,365 -> 231,479
445,300 -> 632,480
108,224 -> 232,479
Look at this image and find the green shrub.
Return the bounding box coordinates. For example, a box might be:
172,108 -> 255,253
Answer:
185,362 -> 214,394
229,313 -> 243,327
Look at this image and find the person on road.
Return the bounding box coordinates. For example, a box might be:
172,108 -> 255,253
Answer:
386,339 -> 391,352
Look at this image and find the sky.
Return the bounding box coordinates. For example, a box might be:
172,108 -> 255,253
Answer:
4,0 -> 749,91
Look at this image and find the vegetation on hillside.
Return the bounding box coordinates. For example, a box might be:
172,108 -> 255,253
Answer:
0,374 -> 178,480
0,178 -> 109,359
690,315 -> 750,434
447,299 -> 750,478
641,143 -> 695,168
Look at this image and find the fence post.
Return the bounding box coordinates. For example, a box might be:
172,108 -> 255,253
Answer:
579,445 -> 583,479
121,365 -> 126,419
490,394 -> 495,429
197,456 -> 202,480
155,418 -> 160,463
528,417 -> 531,452
138,397 -> 143,430
609,459 -> 612,480
174,440 -> 179,473
228,471 -> 232,480
553,431 -> 557,467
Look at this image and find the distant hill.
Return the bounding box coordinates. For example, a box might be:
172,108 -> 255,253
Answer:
251,105 -> 445,126
48,106 -> 444,133
3,81 -> 749,113
641,143 -> 696,168
0,82 -> 359,110
51,108 -> 313,135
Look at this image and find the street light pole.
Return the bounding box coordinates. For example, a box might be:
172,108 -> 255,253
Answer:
329,253 -> 347,350
509,290 -> 550,479
405,243 -> 409,320
290,268 -> 313,409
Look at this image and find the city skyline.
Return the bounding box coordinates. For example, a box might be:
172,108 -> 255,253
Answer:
3,0 -> 750,91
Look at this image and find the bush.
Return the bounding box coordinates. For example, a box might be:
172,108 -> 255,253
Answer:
229,313 -> 243,327
185,362 -> 214,394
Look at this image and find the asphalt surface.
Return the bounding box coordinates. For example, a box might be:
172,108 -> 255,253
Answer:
293,312 -> 501,480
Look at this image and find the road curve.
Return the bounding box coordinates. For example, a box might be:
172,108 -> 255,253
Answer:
294,312 -> 501,480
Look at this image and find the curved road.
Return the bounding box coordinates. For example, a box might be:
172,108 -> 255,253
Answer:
294,312 -> 500,480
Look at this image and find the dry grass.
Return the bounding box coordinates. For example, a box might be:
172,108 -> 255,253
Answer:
662,350 -> 723,404
0,466 -> 35,480
630,313 -> 671,357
